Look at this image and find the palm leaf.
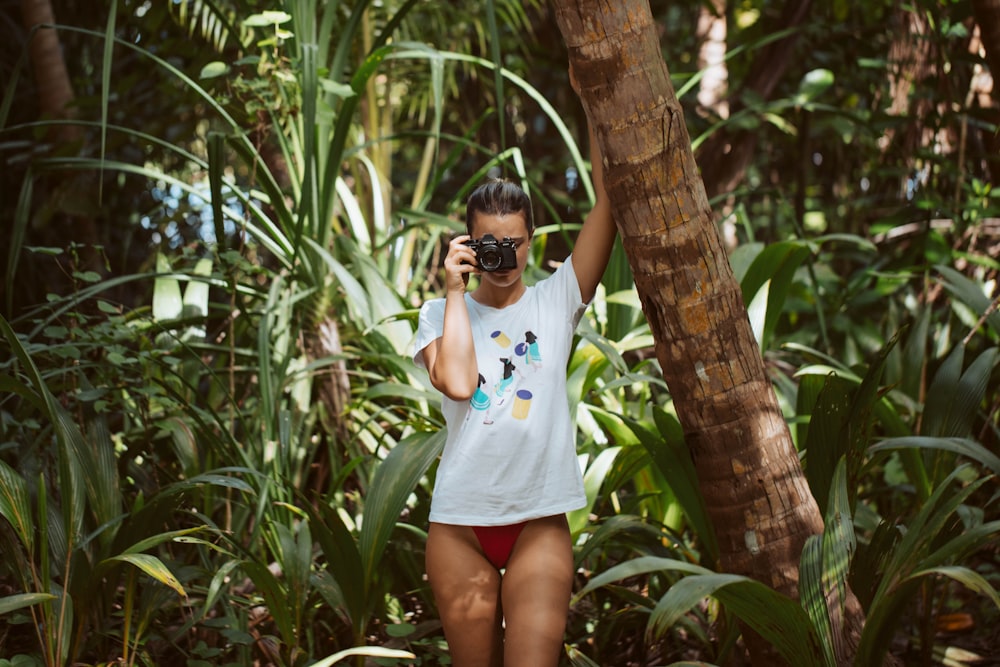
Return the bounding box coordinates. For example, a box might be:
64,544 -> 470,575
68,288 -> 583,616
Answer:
922,346 -> 998,439
0,592 -> 57,615
242,559 -> 295,645
102,553 -> 186,598
310,646 -> 416,667
358,430 -> 446,595
308,500 -> 366,629
799,457 -> 854,667
857,468 -> 990,664
0,460 -> 34,554
573,556 -> 712,604
624,408 -> 719,565
936,265 -> 1000,336
869,436 -> 1000,476
648,573 -> 827,664
736,240 -> 811,349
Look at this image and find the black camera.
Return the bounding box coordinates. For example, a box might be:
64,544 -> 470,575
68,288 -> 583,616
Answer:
462,234 -> 518,272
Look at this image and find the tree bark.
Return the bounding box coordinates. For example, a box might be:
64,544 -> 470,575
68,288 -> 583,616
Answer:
550,0 -> 863,663
19,0 -> 101,278
695,0 -> 729,119
694,0 -> 812,201
21,0 -> 78,143
973,0 -> 1000,92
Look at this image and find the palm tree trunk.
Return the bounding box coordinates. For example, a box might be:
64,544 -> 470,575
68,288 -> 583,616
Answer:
550,0 -> 863,663
973,0 -> 1000,89
694,0 -> 813,201
20,0 -> 102,274
21,0 -> 78,142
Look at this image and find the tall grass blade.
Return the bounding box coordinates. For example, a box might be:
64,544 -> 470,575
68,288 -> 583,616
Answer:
7,171 -> 34,314
99,1 -> 116,201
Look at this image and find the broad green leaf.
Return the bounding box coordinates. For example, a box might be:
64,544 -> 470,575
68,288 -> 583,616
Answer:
103,553 -> 186,597
573,556 -> 712,603
196,560 -> 241,621
802,373 -> 853,512
923,347 -> 998,439
0,592 -> 56,615
799,536 -> 835,667
920,520 -> 1000,570
737,240 -> 811,350
0,460 -> 33,553
310,647 -> 415,667
904,565 -> 1000,611
568,446 -> 621,535
309,501 -> 366,629
152,253 -> 183,322
123,527 -> 204,556
242,560 -> 294,644
796,69 -> 835,104
800,458 -> 854,667
319,77 -> 356,98
936,265 -> 1000,336
199,61 -> 229,79
358,430 -> 446,594
649,574 -> 826,664
630,408 -> 719,564
243,11 -> 292,27
573,515 -> 666,564
870,437 -> 1000,477
0,314 -> 86,547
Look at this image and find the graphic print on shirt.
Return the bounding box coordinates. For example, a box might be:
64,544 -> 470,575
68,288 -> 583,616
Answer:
469,373 -> 494,425
521,330 -> 542,369
493,357 -> 520,405
467,326 -> 544,423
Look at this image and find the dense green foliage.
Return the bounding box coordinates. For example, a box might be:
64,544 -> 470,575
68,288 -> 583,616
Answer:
1,0 -> 998,665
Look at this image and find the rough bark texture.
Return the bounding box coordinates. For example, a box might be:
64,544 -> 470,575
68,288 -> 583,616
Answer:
694,0 -> 813,201
21,0 -> 77,141
973,0 -> 1000,91
550,1 -> 861,663
695,0 -> 729,118
19,0 -> 101,274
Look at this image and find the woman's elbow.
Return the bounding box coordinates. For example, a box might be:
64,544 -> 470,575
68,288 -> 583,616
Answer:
429,370 -> 477,401
442,385 -> 476,402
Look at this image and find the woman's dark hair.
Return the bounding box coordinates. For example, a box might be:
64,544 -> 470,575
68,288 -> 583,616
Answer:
465,179 -> 534,236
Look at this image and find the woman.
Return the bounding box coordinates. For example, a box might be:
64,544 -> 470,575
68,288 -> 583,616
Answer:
413,101 -> 615,667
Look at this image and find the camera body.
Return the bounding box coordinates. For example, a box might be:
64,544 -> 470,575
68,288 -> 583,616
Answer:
462,234 -> 518,272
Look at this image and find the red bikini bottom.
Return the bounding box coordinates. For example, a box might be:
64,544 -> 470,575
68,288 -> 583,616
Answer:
472,522 -> 528,569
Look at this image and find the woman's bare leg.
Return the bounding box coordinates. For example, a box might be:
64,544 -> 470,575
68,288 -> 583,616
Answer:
426,522 -> 504,667
500,514 -> 574,667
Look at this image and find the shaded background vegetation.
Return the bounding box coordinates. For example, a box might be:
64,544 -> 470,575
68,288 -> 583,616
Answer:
1,0 -> 998,665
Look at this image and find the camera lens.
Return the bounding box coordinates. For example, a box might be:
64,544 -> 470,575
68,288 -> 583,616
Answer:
478,247 -> 502,271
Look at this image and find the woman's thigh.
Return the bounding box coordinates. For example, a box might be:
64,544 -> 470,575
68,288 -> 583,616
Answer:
500,514 -> 574,667
426,522 -> 504,667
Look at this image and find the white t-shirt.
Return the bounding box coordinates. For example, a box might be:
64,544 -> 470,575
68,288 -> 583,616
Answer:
413,257 -> 588,525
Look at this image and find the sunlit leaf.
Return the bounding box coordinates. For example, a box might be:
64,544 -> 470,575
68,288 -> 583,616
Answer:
199,61 -> 229,79
243,11 -> 292,27
104,553 -> 186,597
